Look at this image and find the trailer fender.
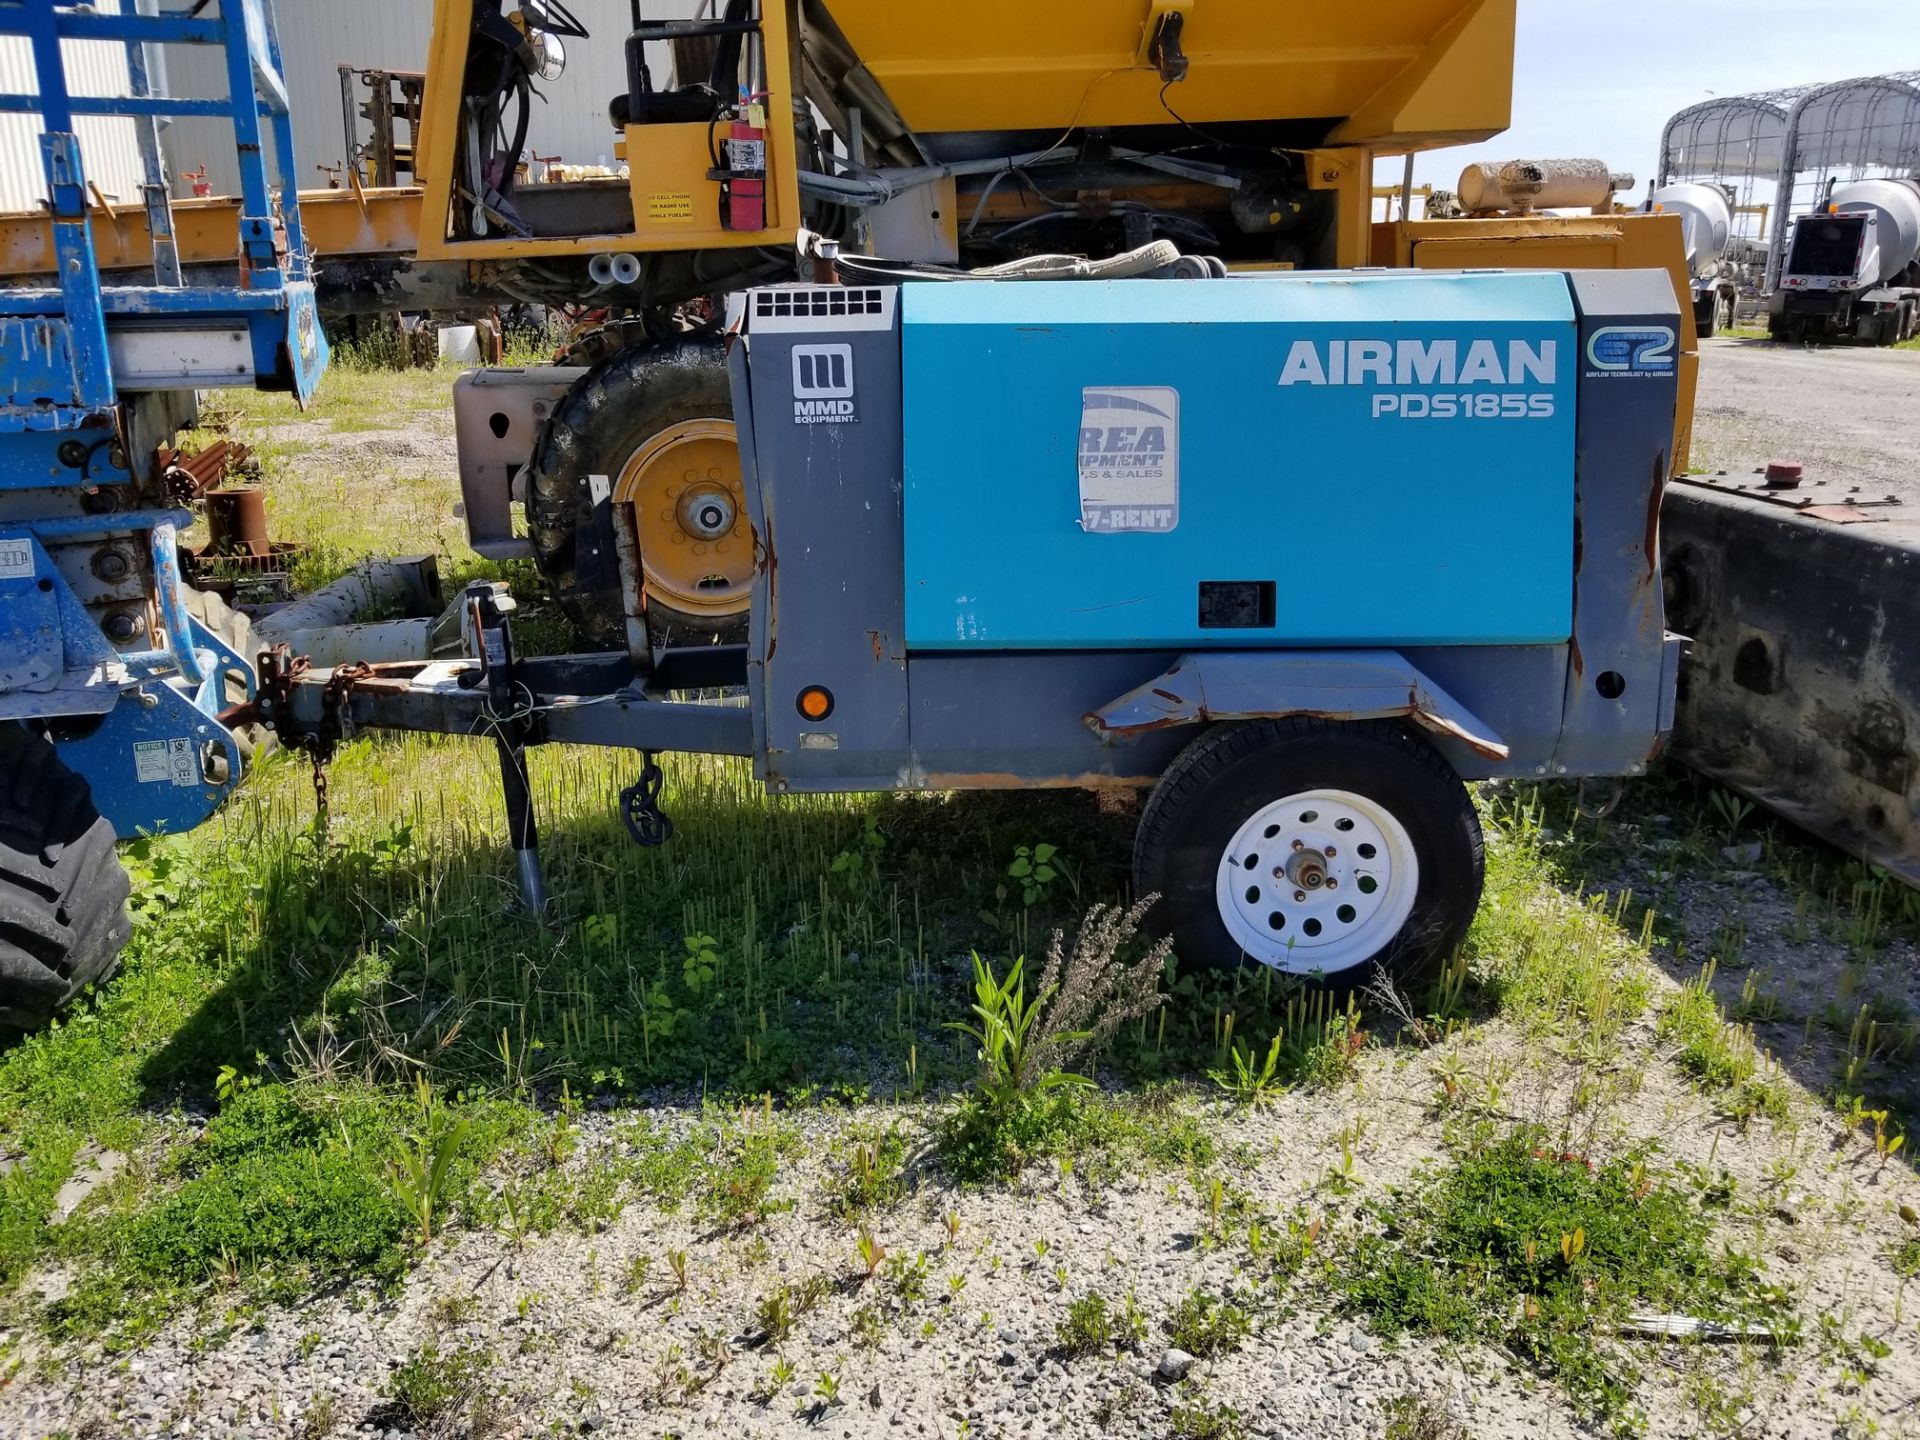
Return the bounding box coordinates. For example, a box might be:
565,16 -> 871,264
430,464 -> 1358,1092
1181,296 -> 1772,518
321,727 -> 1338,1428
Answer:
1085,651 -> 1509,762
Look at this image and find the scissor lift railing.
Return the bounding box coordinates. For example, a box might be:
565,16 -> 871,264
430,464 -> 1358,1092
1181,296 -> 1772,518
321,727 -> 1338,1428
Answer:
0,0 -> 328,838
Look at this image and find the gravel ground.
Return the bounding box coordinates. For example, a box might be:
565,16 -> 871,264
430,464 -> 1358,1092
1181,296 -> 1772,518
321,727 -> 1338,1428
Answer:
1690,337 -> 1920,514
6,954 -> 1919,1440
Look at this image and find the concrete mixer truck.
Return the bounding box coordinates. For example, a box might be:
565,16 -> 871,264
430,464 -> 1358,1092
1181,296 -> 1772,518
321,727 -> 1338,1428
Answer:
1769,177 -> 1920,344
1648,182 -> 1744,337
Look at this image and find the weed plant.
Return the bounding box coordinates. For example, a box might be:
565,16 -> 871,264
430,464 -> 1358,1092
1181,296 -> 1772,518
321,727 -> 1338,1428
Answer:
1342,1129 -> 1795,1431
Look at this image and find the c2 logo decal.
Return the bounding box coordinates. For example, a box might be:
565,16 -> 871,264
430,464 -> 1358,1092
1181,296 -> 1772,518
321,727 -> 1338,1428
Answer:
1586,326 -> 1676,373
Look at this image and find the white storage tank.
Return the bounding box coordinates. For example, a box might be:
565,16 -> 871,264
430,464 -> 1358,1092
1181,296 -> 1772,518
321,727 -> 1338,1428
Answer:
1649,182 -> 1734,278
1829,177 -> 1920,286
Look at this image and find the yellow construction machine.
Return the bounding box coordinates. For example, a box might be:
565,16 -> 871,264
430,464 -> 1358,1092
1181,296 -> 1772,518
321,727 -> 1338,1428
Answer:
0,0 -> 1695,645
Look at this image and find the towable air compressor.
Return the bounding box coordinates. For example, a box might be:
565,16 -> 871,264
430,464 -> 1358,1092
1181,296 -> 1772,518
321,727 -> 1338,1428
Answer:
15,265 -> 1683,1028
243,266 -> 1686,991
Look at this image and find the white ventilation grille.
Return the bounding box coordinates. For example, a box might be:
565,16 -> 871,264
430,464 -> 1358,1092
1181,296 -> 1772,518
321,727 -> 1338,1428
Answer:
749,286 -> 894,331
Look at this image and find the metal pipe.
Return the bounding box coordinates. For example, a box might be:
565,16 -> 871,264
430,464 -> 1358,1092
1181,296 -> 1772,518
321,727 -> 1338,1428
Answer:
797,144 -> 1240,208
146,519 -> 206,687
253,557 -> 440,643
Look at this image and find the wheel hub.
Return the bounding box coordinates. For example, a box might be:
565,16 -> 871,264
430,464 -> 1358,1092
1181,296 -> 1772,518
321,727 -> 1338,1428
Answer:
613,419 -> 751,616
677,485 -> 736,541
1281,844 -> 1331,895
1215,788 -> 1419,973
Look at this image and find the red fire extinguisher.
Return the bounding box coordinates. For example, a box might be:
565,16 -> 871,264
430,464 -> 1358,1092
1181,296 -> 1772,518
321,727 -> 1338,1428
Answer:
715,107 -> 766,232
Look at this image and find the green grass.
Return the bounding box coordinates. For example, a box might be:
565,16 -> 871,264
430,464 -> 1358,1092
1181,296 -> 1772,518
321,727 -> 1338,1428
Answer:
1054,1289 -> 1147,1357
1657,964 -> 1793,1126
1170,1399 -> 1247,1440
1342,1130 -> 1795,1432
379,1337 -> 501,1433
1465,792 -> 1652,1053
0,744 -> 1781,1354
1165,1288 -> 1254,1358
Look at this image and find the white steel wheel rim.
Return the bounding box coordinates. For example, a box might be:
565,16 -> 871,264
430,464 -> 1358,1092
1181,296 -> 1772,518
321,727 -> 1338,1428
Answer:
1213,788 -> 1419,973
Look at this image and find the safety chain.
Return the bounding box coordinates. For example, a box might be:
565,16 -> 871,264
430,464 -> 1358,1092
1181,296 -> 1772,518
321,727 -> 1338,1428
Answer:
301,661 -> 374,834
620,750 -> 674,847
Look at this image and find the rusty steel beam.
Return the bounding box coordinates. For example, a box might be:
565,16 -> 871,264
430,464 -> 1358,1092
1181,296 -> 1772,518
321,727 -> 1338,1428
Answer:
0,185 -> 423,276
1663,482 -> 1920,887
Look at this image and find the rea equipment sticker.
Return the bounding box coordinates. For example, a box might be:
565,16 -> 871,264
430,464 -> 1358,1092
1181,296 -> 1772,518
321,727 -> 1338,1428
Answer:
1078,387 -> 1178,532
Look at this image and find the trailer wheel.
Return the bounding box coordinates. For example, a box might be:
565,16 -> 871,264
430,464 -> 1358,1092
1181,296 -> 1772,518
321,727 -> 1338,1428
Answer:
527,336 -> 749,648
0,727 -> 132,1034
1133,718 -> 1483,988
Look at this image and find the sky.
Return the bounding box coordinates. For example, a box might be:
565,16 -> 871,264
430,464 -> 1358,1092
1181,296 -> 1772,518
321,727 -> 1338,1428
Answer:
1386,0 -> 1920,203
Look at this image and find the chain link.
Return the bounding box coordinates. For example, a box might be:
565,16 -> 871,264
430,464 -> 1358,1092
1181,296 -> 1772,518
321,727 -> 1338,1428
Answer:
620,750 -> 674,846
302,661 -> 372,838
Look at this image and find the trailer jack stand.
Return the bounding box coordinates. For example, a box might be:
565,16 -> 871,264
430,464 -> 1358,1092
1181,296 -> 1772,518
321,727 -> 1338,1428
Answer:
496,731 -> 552,918
464,580 -> 554,919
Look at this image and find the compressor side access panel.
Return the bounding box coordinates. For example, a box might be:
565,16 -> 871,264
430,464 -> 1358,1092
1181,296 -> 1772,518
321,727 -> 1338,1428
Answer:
898,272 -> 1579,651
734,286 -> 909,790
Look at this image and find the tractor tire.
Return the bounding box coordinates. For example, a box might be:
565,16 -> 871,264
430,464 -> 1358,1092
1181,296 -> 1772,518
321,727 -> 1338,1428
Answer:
182,584 -> 271,770
1133,717 -> 1483,990
527,337 -> 751,649
554,317 -> 664,369
0,727 -> 133,1034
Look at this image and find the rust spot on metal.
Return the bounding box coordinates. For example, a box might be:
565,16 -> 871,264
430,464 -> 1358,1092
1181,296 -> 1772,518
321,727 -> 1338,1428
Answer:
1408,707 -> 1510,762
1644,453 -> 1666,572
918,770 -> 1156,792
1800,505 -> 1889,524
1569,635 -> 1584,678
867,629 -> 884,662
1150,687 -> 1182,703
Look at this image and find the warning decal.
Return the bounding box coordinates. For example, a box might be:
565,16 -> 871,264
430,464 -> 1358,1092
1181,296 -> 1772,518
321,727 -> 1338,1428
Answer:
134,738 -> 200,787
0,537 -> 32,579
1077,386 -> 1179,533
646,192 -> 696,223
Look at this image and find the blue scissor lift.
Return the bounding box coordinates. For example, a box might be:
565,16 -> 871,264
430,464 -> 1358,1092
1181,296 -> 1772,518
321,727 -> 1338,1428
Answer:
0,0 -> 327,837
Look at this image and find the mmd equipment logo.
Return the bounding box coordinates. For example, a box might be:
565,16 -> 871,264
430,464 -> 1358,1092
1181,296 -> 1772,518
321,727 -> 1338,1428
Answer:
791,343 -> 856,423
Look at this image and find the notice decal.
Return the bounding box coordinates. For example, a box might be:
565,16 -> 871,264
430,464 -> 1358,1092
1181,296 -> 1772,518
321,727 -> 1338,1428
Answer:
1078,387 -> 1178,532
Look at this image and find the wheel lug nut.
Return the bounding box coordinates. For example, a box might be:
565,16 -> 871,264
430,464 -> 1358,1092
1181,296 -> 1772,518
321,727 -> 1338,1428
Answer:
1326,879 -> 1339,890
1324,845 -> 1337,857
1290,838 -> 1305,851
1294,890 -> 1307,902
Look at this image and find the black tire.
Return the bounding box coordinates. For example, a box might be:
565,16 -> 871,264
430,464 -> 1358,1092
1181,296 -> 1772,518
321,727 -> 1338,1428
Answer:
0,727 -> 133,1033
1132,718 -> 1483,988
1695,294 -> 1718,339
527,337 -> 742,648
554,316 -> 666,369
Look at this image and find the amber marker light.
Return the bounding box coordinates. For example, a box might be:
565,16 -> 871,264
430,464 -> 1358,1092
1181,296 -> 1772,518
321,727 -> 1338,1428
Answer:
796,686 -> 834,721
